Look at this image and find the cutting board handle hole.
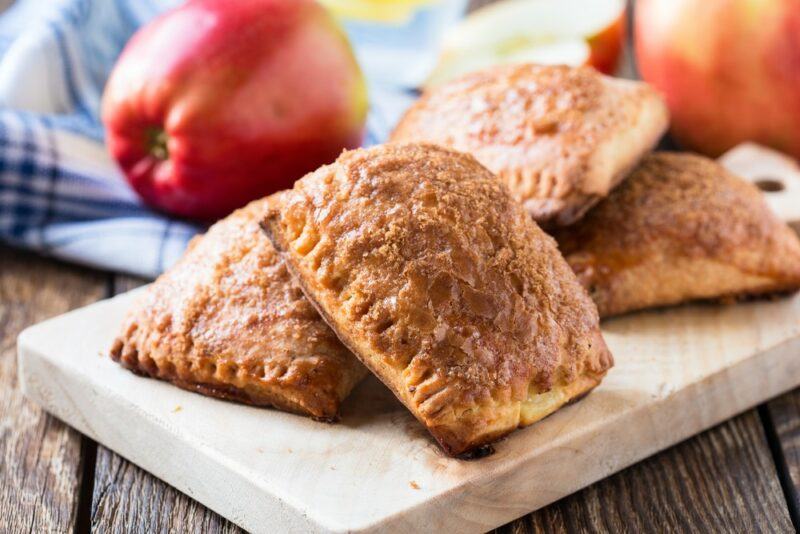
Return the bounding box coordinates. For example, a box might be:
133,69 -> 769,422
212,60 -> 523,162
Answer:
755,178 -> 785,192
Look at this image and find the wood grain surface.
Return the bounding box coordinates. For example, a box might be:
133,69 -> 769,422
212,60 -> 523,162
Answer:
508,411 -> 793,533
765,392 -> 800,524
0,248 -> 106,533
91,446 -> 240,533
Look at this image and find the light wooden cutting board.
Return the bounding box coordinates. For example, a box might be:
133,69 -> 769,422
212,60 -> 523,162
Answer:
17,144 -> 800,533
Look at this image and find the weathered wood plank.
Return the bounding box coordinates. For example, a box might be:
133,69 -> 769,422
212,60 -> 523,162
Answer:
756,185 -> 800,527
501,410 -> 793,533
765,391 -> 800,525
90,274 -> 241,533
91,448 -> 241,533
0,247 -> 107,533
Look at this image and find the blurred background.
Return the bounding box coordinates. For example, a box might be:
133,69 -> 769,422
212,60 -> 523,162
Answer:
0,0 -> 797,276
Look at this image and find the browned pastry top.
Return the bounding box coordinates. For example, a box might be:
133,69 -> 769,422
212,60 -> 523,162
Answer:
554,152 -> 800,316
111,198 -> 366,419
391,64 -> 668,225
263,143 -> 613,454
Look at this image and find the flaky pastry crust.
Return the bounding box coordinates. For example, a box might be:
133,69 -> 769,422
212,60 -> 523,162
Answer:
391,64 -> 668,226
262,143 -> 613,455
110,198 -> 366,420
553,153 -> 800,318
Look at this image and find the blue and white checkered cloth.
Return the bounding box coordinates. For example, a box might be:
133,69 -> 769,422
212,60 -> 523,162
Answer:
0,0 -> 461,277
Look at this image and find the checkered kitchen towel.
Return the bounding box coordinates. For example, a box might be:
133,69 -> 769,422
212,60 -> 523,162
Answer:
0,0 -> 464,278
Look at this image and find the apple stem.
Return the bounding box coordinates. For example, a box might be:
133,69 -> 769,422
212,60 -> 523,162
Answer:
146,127 -> 169,160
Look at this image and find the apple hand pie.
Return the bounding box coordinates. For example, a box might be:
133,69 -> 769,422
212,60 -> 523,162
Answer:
553,152 -> 800,318
390,64 -> 669,226
261,143 -> 613,456
110,197 -> 366,420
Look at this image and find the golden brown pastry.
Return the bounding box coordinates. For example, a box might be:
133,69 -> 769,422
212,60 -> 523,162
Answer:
553,152 -> 800,318
261,143 -> 613,455
391,64 -> 669,226
110,197 -> 366,420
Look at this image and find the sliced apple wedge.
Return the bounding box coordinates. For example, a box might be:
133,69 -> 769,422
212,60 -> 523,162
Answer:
427,0 -> 625,87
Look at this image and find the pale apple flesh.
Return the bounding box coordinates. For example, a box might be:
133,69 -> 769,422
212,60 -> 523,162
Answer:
635,0 -> 800,159
426,0 -> 626,88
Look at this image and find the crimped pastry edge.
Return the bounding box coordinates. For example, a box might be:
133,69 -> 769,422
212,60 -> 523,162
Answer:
109,335 -> 347,420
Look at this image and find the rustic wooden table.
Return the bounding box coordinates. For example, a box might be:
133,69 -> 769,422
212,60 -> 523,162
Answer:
2,0 -> 800,531
2,246 -> 800,533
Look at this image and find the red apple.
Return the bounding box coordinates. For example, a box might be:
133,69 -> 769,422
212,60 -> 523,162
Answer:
426,0 -> 626,88
635,0 -> 800,159
102,0 -> 368,220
